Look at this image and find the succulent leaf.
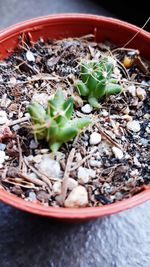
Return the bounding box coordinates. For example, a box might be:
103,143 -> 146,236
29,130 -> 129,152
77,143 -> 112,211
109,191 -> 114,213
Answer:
28,90 -> 91,152
75,56 -> 122,108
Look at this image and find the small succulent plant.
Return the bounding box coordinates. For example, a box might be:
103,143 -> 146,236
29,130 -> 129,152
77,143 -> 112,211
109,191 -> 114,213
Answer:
28,90 -> 91,152
75,56 -> 122,108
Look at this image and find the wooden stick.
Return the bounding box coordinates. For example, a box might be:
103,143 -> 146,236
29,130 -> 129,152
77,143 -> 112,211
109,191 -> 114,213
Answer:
61,148 -> 75,205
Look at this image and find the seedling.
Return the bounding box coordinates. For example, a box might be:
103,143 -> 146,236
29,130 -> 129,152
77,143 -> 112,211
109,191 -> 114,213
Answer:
75,56 -> 122,108
28,90 -> 91,152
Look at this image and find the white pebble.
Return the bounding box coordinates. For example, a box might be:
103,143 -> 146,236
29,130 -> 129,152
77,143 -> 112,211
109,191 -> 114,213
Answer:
38,158 -> 61,178
0,151 -> 6,164
78,166 -> 96,184
28,191 -> 37,201
67,178 -> 78,190
130,169 -> 139,177
0,143 -> 6,151
81,104 -> 93,114
64,185 -> 88,208
127,120 -> 140,132
28,172 -> 38,179
33,154 -> 43,163
26,50 -> 35,62
101,109 -> 109,117
9,77 -> 16,85
136,87 -> 146,101
112,146 -> 124,160
127,85 -> 136,97
90,132 -> 101,145
12,124 -> 20,131
0,111 -> 8,125
89,159 -> 102,168
52,181 -> 61,195
25,155 -> 34,162
40,149 -> 49,154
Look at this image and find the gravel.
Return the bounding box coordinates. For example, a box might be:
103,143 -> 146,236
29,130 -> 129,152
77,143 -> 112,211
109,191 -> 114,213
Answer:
81,104 -> 93,114
89,132 -> 101,145
126,120 -> 141,132
38,157 -> 61,178
112,146 -> 124,160
64,185 -> 88,208
0,111 -> 8,125
78,166 -> 96,184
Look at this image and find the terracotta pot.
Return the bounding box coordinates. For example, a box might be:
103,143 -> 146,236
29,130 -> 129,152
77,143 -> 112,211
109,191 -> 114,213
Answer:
0,14 -> 150,220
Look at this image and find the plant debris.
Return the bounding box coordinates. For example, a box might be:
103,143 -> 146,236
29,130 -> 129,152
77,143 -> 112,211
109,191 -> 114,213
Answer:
0,34 -> 150,208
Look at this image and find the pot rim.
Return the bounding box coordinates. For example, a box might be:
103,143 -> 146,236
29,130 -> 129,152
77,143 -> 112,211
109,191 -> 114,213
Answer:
0,13 -> 150,219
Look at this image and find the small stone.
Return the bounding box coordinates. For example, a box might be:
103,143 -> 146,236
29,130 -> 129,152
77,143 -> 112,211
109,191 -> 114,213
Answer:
11,186 -> 23,196
136,87 -> 146,101
28,191 -> 37,201
127,120 -> 140,132
0,111 -> 8,125
78,166 -> 96,184
140,138 -> 149,146
130,169 -> 139,177
89,132 -> 101,145
52,181 -> 61,195
64,185 -> 88,208
25,155 -> 34,162
25,112 -> 31,118
133,156 -> 141,167
81,104 -> 93,114
102,183 -> 112,194
36,190 -> 50,203
9,77 -> 16,85
33,154 -> 42,163
115,192 -> 123,200
26,50 -> 35,62
0,150 -> 6,164
89,159 -> 102,168
143,113 -> 149,119
29,139 -> 38,149
32,93 -> 49,108
12,124 -> 20,131
40,148 -> 49,154
0,163 -> 3,169
28,172 -> 38,179
112,146 -> 124,160
122,106 -> 130,115
99,141 -> 112,156
146,125 -> 150,134
101,109 -> 109,117
38,158 -> 61,178
0,143 -> 6,151
127,85 -> 136,97
0,94 -> 11,107
67,178 -> 78,190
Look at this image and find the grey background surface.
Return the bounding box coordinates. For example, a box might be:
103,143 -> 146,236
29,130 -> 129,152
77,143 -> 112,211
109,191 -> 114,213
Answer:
0,1 -> 150,267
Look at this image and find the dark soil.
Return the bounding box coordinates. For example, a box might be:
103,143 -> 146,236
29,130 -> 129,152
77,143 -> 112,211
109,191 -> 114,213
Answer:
0,34 -> 150,207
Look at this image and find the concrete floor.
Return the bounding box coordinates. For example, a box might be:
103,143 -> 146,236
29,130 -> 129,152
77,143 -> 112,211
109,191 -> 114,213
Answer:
0,1 -> 150,266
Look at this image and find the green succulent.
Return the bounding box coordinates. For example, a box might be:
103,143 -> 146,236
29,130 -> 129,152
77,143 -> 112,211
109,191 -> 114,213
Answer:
28,90 -> 91,152
75,56 -> 122,108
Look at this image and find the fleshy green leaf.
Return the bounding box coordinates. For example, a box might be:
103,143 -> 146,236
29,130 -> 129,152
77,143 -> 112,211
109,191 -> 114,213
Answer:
75,80 -> 89,96
28,102 -> 46,124
105,83 -> 122,96
63,97 -> 73,119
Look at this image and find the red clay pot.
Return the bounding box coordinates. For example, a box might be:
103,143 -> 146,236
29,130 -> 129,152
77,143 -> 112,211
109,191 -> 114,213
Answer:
0,14 -> 150,220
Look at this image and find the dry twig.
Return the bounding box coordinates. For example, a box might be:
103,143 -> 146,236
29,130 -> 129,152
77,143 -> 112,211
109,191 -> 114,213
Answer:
61,148 -> 76,204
